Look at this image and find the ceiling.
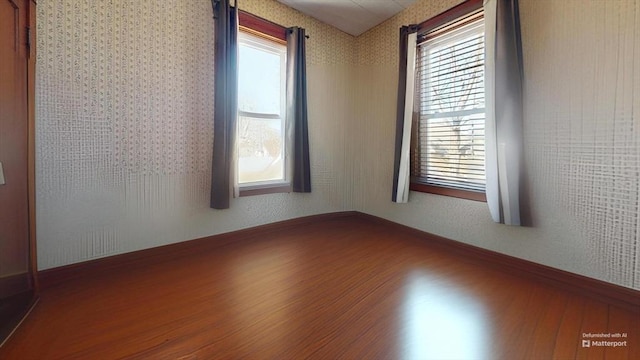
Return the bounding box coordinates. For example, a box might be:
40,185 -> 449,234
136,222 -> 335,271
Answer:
276,0 -> 418,36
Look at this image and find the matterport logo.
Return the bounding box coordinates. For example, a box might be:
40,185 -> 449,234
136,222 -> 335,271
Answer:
581,332 -> 628,348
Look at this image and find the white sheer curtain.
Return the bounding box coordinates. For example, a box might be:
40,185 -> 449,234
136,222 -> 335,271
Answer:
392,28 -> 418,203
484,0 -> 524,225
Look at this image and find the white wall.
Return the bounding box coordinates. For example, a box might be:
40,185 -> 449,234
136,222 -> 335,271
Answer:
352,0 -> 640,290
35,0 -> 356,269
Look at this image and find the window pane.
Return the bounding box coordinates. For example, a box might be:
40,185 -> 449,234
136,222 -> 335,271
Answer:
238,41 -> 283,115
419,112 -> 485,192
237,31 -> 287,187
413,16 -> 486,193
238,115 -> 284,184
421,22 -> 484,117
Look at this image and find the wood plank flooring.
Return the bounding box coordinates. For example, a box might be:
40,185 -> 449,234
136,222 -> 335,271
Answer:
1,215 -> 638,359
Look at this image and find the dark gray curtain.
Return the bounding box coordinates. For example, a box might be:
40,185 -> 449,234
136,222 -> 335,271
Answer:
286,27 -> 311,193
210,0 -> 238,209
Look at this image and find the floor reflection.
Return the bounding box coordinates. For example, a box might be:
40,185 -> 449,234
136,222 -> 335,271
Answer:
401,271 -> 489,360
230,244 -> 299,354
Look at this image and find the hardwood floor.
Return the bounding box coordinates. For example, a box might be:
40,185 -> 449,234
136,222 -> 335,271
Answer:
1,215 -> 638,359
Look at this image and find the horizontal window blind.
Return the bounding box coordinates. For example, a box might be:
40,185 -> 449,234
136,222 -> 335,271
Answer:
412,16 -> 486,193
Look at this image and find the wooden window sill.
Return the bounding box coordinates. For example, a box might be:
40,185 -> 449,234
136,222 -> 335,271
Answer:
239,184 -> 291,197
410,182 -> 486,202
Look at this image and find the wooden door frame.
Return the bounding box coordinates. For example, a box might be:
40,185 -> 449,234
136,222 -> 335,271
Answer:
27,0 -> 37,292
0,0 -> 38,347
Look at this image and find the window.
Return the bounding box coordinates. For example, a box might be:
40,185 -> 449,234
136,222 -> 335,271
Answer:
411,6 -> 486,202
237,29 -> 288,194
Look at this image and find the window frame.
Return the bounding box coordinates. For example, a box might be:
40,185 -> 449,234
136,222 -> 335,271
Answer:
410,0 -> 487,202
237,12 -> 291,197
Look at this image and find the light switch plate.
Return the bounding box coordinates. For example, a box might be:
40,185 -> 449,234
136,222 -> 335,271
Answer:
0,162 -> 5,185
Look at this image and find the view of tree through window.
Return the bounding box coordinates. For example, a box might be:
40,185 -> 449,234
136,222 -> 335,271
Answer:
413,16 -> 486,192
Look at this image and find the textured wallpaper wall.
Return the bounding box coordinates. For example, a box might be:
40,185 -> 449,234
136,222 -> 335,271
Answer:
36,0 -> 639,291
352,0 -> 640,290
522,0 -> 640,288
36,0 -> 355,269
